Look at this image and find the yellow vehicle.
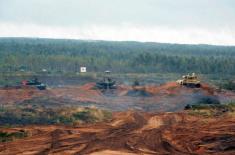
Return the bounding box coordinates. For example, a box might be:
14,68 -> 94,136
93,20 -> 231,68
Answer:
177,73 -> 201,88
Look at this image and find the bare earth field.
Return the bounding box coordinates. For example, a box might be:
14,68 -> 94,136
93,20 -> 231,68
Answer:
1,82 -> 235,111
0,111 -> 234,155
0,82 -> 235,154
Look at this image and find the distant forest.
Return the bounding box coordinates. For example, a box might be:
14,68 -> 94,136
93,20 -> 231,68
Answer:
0,38 -> 235,74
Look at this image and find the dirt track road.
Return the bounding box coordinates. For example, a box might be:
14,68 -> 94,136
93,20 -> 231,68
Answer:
0,111 -> 234,155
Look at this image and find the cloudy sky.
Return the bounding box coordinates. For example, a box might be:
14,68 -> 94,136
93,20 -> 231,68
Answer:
0,0 -> 235,45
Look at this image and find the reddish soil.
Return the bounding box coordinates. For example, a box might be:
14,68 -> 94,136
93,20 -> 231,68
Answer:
0,111 -> 234,155
0,82 -> 235,154
0,86 -> 46,105
1,82 -> 235,112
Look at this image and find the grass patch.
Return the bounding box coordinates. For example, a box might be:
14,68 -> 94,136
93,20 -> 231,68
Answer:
0,106 -> 112,126
218,80 -> 235,92
0,130 -> 27,142
188,102 -> 235,117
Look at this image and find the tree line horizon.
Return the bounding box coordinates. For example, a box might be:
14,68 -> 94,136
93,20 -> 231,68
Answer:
0,38 -> 235,75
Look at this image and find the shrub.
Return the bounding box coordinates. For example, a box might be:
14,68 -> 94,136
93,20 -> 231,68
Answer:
220,80 -> 235,91
0,131 -> 27,142
0,106 -> 112,125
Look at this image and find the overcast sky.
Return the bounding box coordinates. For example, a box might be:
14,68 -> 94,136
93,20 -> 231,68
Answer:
0,0 -> 235,45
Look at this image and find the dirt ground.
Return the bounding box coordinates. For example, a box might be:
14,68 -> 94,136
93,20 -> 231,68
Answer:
0,82 -> 235,154
0,111 -> 234,155
1,82 -> 235,112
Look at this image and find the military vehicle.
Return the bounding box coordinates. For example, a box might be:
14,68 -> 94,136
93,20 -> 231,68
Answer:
177,73 -> 201,88
132,79 -> 140,87
21,77 -> 47,90
96,71 -> 117,89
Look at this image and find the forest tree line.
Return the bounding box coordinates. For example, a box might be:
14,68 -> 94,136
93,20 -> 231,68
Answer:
0,38 -> 235,74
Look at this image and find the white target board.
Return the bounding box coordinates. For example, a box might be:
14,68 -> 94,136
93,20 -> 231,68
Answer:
80,67 -> 87,73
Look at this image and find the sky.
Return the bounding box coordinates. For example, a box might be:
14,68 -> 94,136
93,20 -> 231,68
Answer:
0,0 -> 235,45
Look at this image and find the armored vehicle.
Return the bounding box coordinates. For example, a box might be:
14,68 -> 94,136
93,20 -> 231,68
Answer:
96,71 -> 117,89
177,73 -> 201,88
21,77 -> 46,90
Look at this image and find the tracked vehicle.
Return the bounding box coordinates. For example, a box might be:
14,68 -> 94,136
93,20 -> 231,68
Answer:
177,73 -> 201,88
21,77 -> 46,90
96,71 -> 117,89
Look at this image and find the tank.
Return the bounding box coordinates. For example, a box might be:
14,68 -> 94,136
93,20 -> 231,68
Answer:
177,73 -> 201,88
22,77 -> 41,86
96,71 -> 117,89
21,77 -> 47,90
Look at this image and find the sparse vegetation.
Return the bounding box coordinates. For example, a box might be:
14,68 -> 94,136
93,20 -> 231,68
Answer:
196,96 -> 220,105
219,80 -> 235,91
0,106 -> 112,125
0,130 -> 27,142
188,102 -> 235,117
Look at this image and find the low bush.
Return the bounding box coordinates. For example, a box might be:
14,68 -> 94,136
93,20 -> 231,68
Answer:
0,130 -> 27,142
0,106 -> 112,125
187,102 -> 235,117
219,80 -> 235,91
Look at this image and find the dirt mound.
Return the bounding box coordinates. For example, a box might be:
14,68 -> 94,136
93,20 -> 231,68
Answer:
0,111 -> 234,155
1,82 -> 235,112
79,82 -> 97,90
126,89 -> 153,97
